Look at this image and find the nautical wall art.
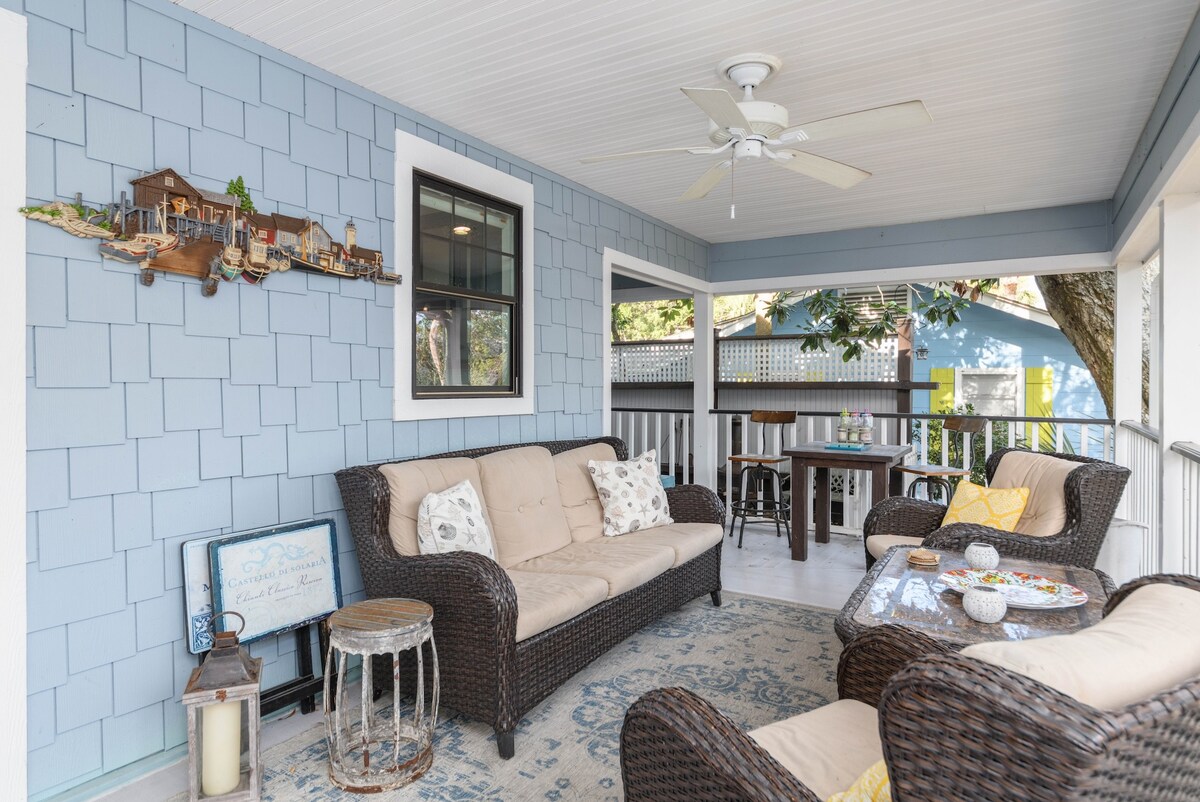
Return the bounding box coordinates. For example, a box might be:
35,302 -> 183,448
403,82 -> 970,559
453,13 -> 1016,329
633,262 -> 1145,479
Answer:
20,168 -> 400,296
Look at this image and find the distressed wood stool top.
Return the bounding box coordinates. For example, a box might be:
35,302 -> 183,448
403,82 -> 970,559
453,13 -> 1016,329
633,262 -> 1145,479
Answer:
329,598 -> 433,637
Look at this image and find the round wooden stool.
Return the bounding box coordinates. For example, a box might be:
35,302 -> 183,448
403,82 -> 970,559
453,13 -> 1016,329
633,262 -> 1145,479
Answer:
323,598 -> 439,792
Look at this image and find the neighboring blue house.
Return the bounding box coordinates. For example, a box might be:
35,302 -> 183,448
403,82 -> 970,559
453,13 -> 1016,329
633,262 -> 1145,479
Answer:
722,285 -> 1106,436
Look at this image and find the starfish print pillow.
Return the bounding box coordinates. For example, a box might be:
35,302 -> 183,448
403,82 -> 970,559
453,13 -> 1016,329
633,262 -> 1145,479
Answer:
416,480 -> 496,559
587,449 -> 673,536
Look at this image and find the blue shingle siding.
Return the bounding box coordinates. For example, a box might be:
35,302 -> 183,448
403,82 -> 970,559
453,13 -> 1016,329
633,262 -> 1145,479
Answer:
21,0 -> 708,794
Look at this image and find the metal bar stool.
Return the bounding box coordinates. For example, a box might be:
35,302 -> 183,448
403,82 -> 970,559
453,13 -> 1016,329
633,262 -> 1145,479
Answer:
728,410 -> 795,548
894,415 -> 987,502
323,598 -> 439,792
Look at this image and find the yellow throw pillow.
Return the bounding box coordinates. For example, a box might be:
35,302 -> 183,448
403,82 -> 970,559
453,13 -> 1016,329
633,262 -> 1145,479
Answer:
827,760 -> 891,802
942,480 -> 1029,531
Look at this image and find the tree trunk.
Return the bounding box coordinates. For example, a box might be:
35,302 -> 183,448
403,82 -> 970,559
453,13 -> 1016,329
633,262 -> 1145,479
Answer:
1035,272 -> 1116,417
754,293 -> 772,336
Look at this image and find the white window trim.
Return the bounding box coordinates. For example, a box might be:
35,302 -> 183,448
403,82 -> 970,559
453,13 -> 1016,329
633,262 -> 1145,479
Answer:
953,366 -> 1024,416
392,131 -> 536,420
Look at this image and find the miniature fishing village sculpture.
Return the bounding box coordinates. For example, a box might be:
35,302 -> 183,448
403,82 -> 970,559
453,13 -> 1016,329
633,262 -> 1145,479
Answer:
20,168 -> 400,296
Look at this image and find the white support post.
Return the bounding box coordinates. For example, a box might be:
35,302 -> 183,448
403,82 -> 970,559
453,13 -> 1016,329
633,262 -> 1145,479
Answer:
1113,260 -> 1142,519
0,9 -> 26,798
1157,194 -> 1200,574
691,292 -> 717,489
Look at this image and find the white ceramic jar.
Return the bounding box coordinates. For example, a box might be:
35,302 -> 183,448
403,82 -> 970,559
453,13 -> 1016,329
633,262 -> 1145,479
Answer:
963,584 -> 1008,623
965,541 -> 1001,570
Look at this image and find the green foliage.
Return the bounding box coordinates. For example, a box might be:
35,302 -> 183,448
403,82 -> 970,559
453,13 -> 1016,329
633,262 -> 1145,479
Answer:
917,404 -> 1014,485
415,308 -> 511,389
763,291 -> 796,326
610,293 -> 773,342
225,176 -> 256,213
796,281 -> 997,361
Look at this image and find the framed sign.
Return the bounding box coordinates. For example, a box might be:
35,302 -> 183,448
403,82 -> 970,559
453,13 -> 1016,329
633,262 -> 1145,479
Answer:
209,519 -> 342,644
182,532 -> 230,654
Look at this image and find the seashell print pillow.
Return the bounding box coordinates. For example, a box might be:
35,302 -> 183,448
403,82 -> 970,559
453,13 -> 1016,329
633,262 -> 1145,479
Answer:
416,480 -> 496,559
587,449 -> 673,536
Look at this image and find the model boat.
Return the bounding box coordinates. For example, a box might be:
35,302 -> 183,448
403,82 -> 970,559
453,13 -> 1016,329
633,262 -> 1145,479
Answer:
100,202 -> 179,263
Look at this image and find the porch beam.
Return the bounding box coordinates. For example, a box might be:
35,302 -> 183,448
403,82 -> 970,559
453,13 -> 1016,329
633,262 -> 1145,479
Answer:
691,292 -> 717,490
1157,193 -> 1200,574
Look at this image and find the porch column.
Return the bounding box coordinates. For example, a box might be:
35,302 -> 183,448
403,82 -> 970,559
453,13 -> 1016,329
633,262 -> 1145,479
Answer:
692,292 -> 717,490
1112,260 -> 1142,519
1157,194 -> 1200,574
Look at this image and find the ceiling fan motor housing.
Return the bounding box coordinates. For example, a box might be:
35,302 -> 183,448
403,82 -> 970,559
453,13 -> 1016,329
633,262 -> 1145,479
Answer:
708,100 -> 790,144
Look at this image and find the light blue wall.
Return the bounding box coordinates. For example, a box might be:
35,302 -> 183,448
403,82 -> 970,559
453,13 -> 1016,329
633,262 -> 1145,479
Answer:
708,201 -> 1110,282
19,0 -> 708,796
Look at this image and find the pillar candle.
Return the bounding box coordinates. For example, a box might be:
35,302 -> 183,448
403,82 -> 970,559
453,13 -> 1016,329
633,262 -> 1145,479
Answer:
201,700 -> 242,796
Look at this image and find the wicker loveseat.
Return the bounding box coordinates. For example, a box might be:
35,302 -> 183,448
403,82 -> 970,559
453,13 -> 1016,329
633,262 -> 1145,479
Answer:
863,447 -> 1130,570
621,573 -> 1200,801
336,436 -> 725,758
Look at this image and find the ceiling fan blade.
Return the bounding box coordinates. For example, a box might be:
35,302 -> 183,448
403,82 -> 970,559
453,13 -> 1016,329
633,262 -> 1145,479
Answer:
580,146 -> 713,164
778,100 -> 931,145
681,87 -> 754,137
774,150 -> 871,189
679,160 -> 732,201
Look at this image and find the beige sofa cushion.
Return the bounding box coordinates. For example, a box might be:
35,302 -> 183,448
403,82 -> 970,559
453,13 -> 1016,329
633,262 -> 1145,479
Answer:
749,699 -> 882,801
553,442 -> 617,542
512,539 -> 676,598
378,458 -> 494,557
606,522 -> 723,566
990,451 -> 1079,536
962,583 -> 1200,710
866,534 -> 924,560
506,570 -> 609,642
476,446 -> 573,568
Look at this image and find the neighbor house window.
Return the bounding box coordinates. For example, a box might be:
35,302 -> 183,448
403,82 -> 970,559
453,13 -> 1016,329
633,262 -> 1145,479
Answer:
956,368 -> 1022,417
413,173 -> 521,397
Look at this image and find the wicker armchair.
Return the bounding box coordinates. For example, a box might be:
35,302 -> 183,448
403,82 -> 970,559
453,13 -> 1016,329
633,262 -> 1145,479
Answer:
336,436 -> 725,759
863,447 -> 1130,569
622,574 -> 1200,802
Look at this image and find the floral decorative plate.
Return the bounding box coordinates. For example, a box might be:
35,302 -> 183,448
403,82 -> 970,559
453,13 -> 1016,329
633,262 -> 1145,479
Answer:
938,569 -> 1089,610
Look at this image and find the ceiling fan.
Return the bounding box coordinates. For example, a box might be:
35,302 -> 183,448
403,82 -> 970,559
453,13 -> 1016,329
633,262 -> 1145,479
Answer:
581,53 -> 932,203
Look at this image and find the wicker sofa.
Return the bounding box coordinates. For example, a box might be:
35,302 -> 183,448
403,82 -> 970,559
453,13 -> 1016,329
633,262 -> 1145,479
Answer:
336,436 -> 725,758
863,447 -> 1130,570
621,573 -> 1200,801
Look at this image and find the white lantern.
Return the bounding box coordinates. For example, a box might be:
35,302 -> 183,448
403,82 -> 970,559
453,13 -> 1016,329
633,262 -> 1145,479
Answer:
181,612 -> 262,801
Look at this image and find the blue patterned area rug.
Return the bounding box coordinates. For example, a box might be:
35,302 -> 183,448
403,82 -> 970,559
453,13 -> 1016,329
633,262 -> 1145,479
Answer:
210,593 -> 838,801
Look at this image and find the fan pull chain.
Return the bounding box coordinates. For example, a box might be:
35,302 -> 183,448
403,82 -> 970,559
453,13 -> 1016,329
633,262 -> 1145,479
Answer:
730,158 -> 736,219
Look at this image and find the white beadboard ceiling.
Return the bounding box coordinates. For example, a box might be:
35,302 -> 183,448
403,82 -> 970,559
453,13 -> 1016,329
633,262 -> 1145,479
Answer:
175,0 -> 1199,244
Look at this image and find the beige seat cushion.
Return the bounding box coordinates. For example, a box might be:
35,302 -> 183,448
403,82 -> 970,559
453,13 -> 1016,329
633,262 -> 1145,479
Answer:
512,539 -> 676,598
553,442 -> 617,542
749,699 -> 882,800
506,570 -> 609,642
606,522 -> 723,566
990,451 -> 1079,536
476,446 -> 573,568
866,534 -> 924,560
378,458 -> 495,557
962,583 -> 1200,710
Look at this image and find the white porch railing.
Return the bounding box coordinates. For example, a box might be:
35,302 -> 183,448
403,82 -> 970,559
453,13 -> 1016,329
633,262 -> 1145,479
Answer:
610,337 -> 899,384
611,407 -> 1115,535
1120,421 -> 1162,575
1170,440 -> 1200,576
611,408 -> 692,483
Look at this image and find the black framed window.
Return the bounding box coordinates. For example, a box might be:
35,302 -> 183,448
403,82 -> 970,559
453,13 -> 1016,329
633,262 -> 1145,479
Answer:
413,173 -> 521,397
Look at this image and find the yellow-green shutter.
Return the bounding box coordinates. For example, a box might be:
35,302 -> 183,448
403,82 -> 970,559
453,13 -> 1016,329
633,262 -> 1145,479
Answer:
930,368 -> 955,413
1025,366 -> 1054,449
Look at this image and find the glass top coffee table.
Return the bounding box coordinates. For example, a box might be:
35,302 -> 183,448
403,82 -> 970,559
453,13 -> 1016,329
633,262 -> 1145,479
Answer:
834,545 -> 1115,648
